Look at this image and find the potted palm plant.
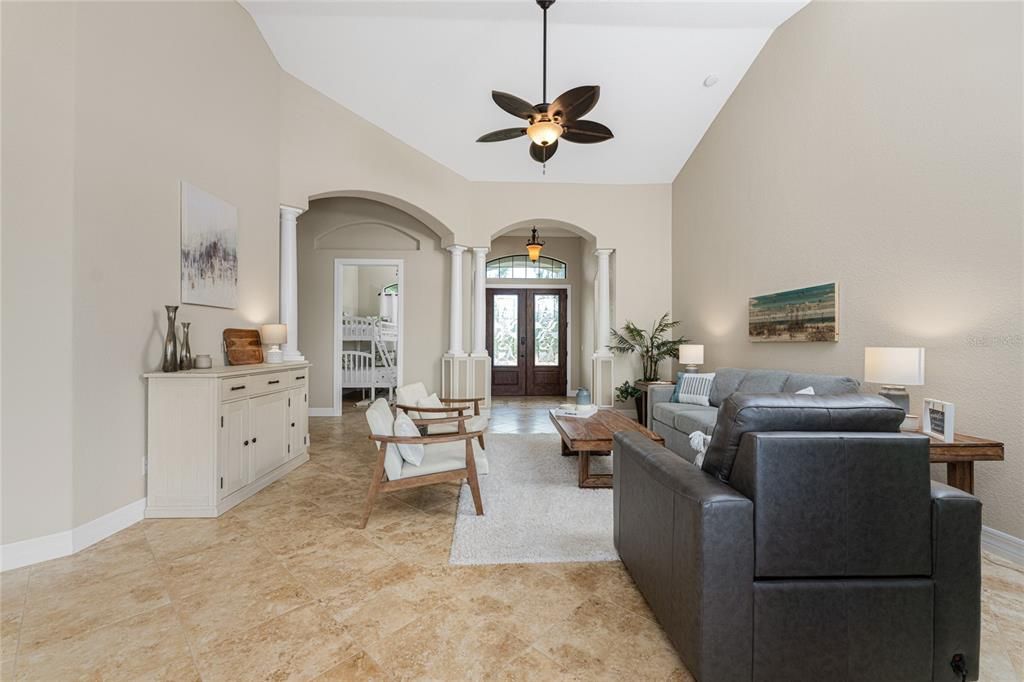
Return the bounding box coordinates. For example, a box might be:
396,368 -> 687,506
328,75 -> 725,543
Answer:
609,313 -> 688,381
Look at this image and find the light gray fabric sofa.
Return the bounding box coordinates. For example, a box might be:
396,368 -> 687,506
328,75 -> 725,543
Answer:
648,368 -> 861,461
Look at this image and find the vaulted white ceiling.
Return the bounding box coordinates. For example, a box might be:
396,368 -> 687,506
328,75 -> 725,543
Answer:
244,1 -> 807,184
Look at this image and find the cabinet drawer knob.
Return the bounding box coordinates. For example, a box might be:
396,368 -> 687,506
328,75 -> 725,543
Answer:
252,437 -> 257,444
268,379 -> 280,385
243,440 -> 249,446
295,375 -> 305,380
230,385 -> 246,391
291,422 -> 296,427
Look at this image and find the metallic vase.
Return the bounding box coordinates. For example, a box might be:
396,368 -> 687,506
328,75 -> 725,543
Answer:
162,305 -> 179,372
179,321 -> 193,370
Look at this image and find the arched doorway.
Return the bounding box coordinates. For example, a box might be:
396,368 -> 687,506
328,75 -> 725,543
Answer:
483,219 -> 612,402
284,192 -> 456,415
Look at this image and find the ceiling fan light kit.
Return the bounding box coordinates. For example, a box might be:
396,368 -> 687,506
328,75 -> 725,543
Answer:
476,0 -> 613,169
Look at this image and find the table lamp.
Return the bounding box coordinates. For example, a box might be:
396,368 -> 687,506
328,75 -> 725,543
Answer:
261,324 -> 287,364
679,344 -> 705,374
864,346 -> 925,413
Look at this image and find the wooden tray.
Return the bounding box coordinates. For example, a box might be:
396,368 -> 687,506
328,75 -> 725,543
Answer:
222,328 -> 264,366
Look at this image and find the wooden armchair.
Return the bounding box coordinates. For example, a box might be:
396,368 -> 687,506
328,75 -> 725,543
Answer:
361,398 -> 484,529
395,382 -> 488,449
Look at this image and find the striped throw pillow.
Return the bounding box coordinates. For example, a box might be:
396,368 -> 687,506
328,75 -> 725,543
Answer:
676,373 -> 715,406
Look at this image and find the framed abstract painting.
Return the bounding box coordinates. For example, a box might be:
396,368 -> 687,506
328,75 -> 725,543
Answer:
748,282 -> 839,342
180,182 -> 238,309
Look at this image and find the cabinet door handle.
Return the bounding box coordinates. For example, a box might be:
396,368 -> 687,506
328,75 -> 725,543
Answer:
231,385 -> 246,391
243,440 -> 249,446
291,422 -> 295,427
268,380 -> 280,385
252,437 -> 257,444
295,375 -> 305,380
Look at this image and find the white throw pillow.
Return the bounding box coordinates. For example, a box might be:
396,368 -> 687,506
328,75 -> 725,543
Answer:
677,373 -> 715,406
795,386 -> 816,395
689,430 -> 712,468
364,398 -> 403,481
393,411 -> 425,466
418,393 -> 446,417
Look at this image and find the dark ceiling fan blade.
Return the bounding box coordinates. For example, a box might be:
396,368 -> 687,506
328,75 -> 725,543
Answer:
476,128 -> 527,143
548,86 -> 600,122
492,91 -> 537,120
561,120 -> 614,144
529,140 -> 558,163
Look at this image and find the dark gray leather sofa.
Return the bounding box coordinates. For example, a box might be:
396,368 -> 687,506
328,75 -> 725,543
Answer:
614,393 -> 982,682
648,368 -> 861,461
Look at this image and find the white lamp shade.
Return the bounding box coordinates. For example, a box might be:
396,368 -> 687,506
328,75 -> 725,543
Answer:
260,324 -> 287,346
864,347 -> 925,385
678,344 -> 705,365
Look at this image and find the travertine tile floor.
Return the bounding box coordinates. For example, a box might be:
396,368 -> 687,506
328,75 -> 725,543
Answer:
1,397 -> 1022,681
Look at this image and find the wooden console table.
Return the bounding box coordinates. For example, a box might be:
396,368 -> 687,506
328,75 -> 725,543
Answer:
634,380 -> 674,428
922,432 -> 1004,494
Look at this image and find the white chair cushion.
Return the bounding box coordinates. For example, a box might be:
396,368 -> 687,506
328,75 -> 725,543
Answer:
393,411 -> 425,466
399,439 -> 489,479
365,398 -> 403,481
396,382 -> 430,419
427,414 -> 489,437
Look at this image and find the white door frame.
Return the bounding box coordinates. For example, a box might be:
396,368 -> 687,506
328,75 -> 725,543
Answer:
333,258 -> 405,415
486,283 -> 573,397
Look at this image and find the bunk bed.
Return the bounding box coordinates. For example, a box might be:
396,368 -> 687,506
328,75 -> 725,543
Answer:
339,315 -> 397,403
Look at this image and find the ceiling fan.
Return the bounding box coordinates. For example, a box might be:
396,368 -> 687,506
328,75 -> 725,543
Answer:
476,0 -> 613,167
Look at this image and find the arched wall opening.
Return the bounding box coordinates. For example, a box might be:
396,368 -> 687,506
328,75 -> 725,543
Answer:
295,194 -> 454,414
485,218 -> 614,399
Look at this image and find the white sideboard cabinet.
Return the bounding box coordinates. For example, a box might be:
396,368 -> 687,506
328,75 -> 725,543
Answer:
144,362 -> 311,517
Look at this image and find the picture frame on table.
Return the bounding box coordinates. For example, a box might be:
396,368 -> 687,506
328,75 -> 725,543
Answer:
922,398 -> 955,443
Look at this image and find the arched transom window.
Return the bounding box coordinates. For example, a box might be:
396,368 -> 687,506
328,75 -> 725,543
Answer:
486,255 -> 566,280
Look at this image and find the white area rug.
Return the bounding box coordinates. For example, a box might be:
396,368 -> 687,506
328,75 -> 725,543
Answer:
449,433 -> 617,565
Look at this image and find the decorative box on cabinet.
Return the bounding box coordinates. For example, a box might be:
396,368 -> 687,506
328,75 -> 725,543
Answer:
144,362 -> 311,517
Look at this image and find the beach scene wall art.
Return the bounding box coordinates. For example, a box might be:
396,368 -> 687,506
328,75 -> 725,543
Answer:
749,282 -> 839,342
180,182 -> 238,309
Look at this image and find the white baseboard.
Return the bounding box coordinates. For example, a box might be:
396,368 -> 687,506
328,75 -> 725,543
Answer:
309,407 -> 340,417
1,497 -> 146,572
982,525 -> 1024,565
72,498 -> 146,553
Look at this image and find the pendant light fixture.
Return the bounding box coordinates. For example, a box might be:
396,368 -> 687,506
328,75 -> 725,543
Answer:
526,227 -> 545,262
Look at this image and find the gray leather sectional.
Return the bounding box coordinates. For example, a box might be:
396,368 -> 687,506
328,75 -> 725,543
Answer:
614,392 -> 982,681
647,368 -> 861,461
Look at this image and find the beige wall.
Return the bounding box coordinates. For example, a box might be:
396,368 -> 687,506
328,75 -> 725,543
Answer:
671,1 -> 1023,539
297,198 -> 448,410
1,2 -> 77,543
487,236 -> 583,392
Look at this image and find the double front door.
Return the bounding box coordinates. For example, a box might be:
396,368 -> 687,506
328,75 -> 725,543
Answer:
487,288 -> 567,396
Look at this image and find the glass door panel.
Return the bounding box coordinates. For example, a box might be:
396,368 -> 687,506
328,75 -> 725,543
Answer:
492,294 -> 520,367
533,294 -> 560,366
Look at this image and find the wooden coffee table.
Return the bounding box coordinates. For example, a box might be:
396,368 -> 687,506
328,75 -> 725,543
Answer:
549,408 -> 665,488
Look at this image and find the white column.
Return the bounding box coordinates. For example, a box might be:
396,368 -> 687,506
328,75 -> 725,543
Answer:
471,247 -> 488,356
595,248 -> 614,356
447,245 -> 467,356
279,205 -> 305,361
